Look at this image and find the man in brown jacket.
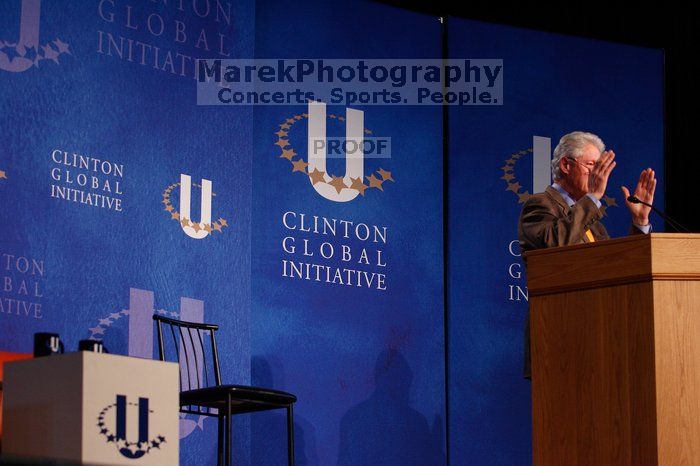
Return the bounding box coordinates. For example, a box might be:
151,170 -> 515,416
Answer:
518,131 -> 657,378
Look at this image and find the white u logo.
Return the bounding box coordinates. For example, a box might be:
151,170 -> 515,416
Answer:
532,136 -> 552,193
48,336 -> 60,352
1,0 -> 70,73
307,101 -> 364,202
1,0 -> 41,73
179,174 -> 212,239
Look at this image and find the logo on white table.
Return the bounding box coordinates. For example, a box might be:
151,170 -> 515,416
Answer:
97,395 -> 166,459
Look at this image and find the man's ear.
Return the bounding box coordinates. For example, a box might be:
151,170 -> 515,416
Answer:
559,157 -> 571,176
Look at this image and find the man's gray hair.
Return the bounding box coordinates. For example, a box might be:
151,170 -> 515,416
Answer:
551,131 -> 605,180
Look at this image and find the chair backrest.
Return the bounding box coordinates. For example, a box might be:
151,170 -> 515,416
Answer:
152,314 -> 223,391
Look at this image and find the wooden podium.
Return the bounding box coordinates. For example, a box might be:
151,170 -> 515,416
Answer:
525,233 -> 700,466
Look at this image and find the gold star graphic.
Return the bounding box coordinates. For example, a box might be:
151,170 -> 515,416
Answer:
293,115 -> 302,120
192,223 -> 201,233
219,218 -> 228,227
308,168 -> 326,185
603,195 -> 617,208
302,113 -> 308,118
364,129 -> 373,135
501,173 -> 515,181
329,114 -> 337,119
329,176 -> 347,194
517,191 -> 532,204
280,149 -> 296,161
377,168 -> 394,182
161,199 -> 169,205
171,212 -> 180,220
280,123 -> 291,130
275,130 -> 288,137
501,165 -> 513,172
506,182 -> 522,193
338,116 -> 345,122
0,170 -> 7,179
203,224 -> 213,233
292,159 -> 309,173
180,217 -> 191,227
213,222 -> 222,232
165,205 -> 174,212
366,174 -> 384,191
286,118 -> 295,124
350,177 -> 368,196
275,139 -> 289,148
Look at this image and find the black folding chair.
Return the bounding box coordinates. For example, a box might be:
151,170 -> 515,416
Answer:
152,314 -> 297,466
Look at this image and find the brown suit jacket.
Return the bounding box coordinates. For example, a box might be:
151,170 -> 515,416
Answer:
518,186 -> 643,379
518,186 -> 609,253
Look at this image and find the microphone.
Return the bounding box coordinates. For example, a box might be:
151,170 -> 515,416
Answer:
626,196 -> 691,233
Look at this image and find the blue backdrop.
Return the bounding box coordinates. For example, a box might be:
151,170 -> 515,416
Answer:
1,0 -> 254,464
447,17 -> 664,466
1,3 -> 665,466
251,2 -> 445,464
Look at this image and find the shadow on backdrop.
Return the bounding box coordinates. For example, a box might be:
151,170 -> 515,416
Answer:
250,355 -> 318,465
337,348 -> 445,465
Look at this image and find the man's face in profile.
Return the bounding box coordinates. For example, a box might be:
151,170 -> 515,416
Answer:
561,143 -> 600,200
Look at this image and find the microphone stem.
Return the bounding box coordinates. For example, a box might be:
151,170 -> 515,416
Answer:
639,200 -> 691,233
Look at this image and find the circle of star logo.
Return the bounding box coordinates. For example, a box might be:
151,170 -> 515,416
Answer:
97,402 -> 166,459
0,38 -> 71,69
87,308 -> 177,341
275,113 -> 395,197
501,148 -> 618,216
161,181 -> 229,237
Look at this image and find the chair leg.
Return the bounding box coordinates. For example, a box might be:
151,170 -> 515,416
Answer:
217,415 -> 225,466
226,393 -> 232,466
287,405 -> 295,466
